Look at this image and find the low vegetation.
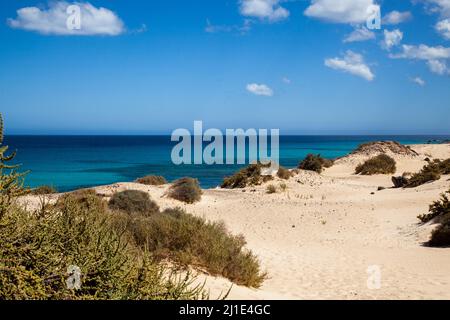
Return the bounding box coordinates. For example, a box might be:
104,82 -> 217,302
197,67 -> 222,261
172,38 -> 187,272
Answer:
221,163 -> 272,189
30,185 -> 58,195
266,184 -> 277,194
109,190 -> 159,215
168,177 -> 202,203
418,189 -> 450,247
298,154 -> 333,174
355,154 -> 397,175
135,175 -> 167,186
404,161 -> 442,188
277,166 -> 292,180
112,207 -> 266,288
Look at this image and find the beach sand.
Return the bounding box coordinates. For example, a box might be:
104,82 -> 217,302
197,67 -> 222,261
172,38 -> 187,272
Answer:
20,144 -> 450,300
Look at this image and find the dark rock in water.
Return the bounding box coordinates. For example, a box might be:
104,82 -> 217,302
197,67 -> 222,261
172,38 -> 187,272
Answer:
392,176 -> 409,188
377,186 -> 386,191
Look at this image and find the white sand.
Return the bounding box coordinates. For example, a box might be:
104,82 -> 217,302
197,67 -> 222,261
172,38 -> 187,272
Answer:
20,144 -> 450,300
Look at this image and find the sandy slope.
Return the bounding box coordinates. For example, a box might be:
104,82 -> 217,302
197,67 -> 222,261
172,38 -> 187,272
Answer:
20,144 -> 450,300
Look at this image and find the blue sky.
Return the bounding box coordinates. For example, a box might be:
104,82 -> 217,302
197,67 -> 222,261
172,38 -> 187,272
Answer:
0,0 -> 449,135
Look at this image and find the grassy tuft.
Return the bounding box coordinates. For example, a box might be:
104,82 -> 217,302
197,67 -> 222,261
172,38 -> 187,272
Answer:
30,185 -> 58,195
277,166 -> 292,180
266,184 -> 277,194
109,190 -> 159,216
419,189 -> 450,247
298,154 -> 333,174
355,154 -> 397,175
135,175 -> 167,186
221,163 -> 272,189
168,177 -> 202,204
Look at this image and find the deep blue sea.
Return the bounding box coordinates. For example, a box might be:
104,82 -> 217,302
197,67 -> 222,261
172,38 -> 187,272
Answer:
4,135 -> 450,192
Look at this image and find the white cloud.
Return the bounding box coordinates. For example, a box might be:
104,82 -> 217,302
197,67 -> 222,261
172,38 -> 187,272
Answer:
304,0 -> 379,24
7,1 -> 124,36
246,83 -> 274,96
390,44 -> 450,60
382,11 -> 412,25
411,77 -> 426,86
390,44 -> 450,76
436,18 -> 450,39
343,27 -> 375,43
427,59 -> 450,74
239,0 -> 289,22
381,29 -> 403,51
205,19 -> 252,34
324,50 -> 375,81
424,0 -> 450,18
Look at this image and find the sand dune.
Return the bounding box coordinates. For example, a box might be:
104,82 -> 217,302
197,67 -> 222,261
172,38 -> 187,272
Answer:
20,144 -> 450,299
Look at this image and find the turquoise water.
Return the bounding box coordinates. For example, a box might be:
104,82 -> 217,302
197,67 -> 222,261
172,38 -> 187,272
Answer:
4,135 -> 449,192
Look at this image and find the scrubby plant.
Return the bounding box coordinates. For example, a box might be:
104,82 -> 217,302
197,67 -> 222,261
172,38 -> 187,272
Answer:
112,207 -> 266,288
168,177 -> 202,204
221,163 -> 272,189
437,159 -> 450,175
109,190 -> 159,215
298,154 -> 333,174
279,182 -> 287,192
0,198 -> 206,299
418,189 -> 450,223
404,163 -> 441,188
0,114 -> 27,218
277,166 -> 292,180
135,175 -> 167,186
266,184 -> 277,194
30,185 -> 58,195
57,189 -> 107,213
355,154 -> 397,175
428,216 -> 450,247
419,189 -> 450,247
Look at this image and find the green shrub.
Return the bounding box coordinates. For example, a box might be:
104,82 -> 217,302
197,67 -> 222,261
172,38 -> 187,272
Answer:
405,163 -> 441,188
113,207 -> 266,288
277,166 -> 292,180
0,199 -> 206,300
0,114 -> 27,218
266,184 -> 277,194
109,190 -> 159,215
428,216 -> 450,247
57,189 -> 107,213
355,154 -> 397,175
135,175 -> 167,186
418,189 -> 450,223
437,159 -> 450,174
168,178 -> 202,203
221,163 -> 272,189
30,185 -> 58,195
298,154 -> 333,173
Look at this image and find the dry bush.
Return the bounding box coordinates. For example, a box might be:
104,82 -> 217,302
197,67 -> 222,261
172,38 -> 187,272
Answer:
404,163 -> 441,188
135,175 -> 167,186
277,167 -> 292,180
109,190 -> 159,215
355,154 -> 396,175
298,154 -> 333,174
30,185 -> 57,195
168,177 -> 202,204
221,163 -> 272,189
266,184 -> 277,194
419,189 -> 450,247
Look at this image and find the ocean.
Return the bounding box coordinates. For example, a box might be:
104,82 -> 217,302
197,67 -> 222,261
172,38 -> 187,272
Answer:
4,135 -> 450,192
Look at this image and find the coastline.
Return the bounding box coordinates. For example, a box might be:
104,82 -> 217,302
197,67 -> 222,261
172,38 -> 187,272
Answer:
19,143 -> 450,299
